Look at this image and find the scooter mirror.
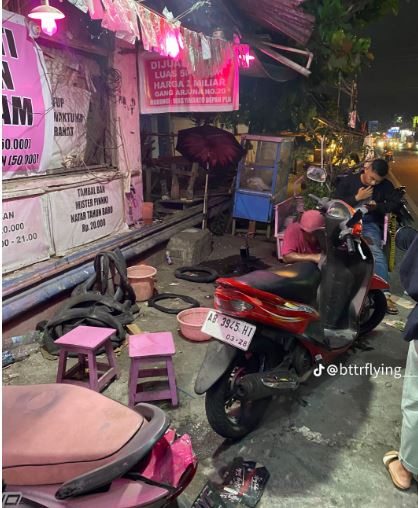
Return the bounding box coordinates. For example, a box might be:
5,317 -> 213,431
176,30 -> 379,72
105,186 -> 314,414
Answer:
307,166 -> 327,183
395,226 -> 417,251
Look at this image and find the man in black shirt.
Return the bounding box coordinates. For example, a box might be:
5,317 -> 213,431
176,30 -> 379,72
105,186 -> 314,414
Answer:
334,158 -> 399,314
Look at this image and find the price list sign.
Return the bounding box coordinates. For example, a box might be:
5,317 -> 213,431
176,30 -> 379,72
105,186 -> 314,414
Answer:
2,196 -> 51,272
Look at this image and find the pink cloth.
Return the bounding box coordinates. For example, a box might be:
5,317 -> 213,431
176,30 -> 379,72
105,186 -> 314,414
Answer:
139,430 -> 197,488
281,222 -> 320,257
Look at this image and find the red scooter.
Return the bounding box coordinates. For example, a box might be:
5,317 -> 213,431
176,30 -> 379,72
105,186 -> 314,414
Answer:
195,197 -> 388,439
2,384 -> 197,507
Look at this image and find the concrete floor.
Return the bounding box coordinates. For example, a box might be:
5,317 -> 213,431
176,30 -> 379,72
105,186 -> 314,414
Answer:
3,233 -> 417,507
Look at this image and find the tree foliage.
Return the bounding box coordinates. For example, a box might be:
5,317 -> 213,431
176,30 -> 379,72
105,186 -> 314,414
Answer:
219,0 -> 399,134
305,0 -> 399,83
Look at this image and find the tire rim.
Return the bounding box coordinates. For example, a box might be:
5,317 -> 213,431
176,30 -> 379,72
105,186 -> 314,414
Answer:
359,294 -> 375,325
225,367 -> 245,424
224,366 -> 256,425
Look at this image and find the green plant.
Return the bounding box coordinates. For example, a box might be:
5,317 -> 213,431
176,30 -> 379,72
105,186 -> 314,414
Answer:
305,0 -> 399,83
225,1 -> 399,135
302,178 -> 331,210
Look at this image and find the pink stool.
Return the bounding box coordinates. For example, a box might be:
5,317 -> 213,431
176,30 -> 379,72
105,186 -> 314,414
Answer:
128,332 -> 178,408
55,325 -> 120,392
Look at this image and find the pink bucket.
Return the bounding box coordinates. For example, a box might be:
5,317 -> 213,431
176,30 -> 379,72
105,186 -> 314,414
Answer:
176,307 -> 212,342
127,265 -> 157,301
142,202 -> 154,225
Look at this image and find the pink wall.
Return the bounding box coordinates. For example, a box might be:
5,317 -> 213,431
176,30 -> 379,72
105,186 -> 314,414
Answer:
113,41 -> 143,221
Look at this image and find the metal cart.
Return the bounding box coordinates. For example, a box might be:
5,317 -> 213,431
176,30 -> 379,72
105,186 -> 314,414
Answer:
232,135 -> 294,236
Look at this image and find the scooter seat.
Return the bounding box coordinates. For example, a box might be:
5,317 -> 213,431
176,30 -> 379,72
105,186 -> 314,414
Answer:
2,384 -> 145,486
235,262 -> 321,304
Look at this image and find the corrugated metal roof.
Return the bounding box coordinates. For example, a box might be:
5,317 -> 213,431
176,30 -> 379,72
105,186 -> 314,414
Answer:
232,0 -> 315,46
240,53 -> 299,82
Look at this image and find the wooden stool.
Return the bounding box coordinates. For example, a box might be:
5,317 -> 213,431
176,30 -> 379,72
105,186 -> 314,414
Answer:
128,332 -> 178,408
55,325 -> 120,392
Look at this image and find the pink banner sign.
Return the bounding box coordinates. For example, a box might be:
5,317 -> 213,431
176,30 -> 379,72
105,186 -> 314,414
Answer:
2,11 -> 52,178
139,53 -> 239,114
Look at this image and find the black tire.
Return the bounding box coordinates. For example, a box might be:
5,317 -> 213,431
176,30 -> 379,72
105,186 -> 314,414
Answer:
209,212 -> 229,236
148,293 -> 200,314
205,351 -> 276,439
175,266 -> 219,283
359,289 -> 387,336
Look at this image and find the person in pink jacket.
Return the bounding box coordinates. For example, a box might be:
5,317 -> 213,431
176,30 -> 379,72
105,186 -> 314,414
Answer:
282,210 -> 325,265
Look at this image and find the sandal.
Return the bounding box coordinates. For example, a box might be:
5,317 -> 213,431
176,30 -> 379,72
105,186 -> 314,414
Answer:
383,451 -> 412,490
385,295 -> 399,315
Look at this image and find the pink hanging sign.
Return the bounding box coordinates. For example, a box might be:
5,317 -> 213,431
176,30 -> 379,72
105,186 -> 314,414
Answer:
139,52 -> 239,114
2,10 -> 53,179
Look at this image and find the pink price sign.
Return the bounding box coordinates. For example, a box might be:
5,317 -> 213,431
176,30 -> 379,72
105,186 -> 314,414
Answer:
2,12 -> 50,177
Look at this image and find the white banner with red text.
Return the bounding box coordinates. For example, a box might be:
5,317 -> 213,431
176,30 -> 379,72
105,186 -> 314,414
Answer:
48,179 -> 128,255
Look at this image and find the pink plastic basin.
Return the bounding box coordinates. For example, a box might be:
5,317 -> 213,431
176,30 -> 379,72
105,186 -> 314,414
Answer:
127,265 -> 157,302
176,307 -> 213,342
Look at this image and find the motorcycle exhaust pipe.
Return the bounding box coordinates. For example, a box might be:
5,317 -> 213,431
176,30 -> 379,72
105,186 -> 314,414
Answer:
236,369 -> 299,401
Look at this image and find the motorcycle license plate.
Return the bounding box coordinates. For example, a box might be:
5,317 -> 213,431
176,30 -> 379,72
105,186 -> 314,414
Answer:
201,310 -> 256,351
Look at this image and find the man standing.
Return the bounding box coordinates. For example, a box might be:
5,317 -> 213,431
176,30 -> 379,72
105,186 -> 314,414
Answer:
383,232 -> 418,490
334,158 -> 400,314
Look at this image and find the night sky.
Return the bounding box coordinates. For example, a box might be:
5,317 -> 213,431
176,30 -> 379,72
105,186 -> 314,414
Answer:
357,0 -> 418,127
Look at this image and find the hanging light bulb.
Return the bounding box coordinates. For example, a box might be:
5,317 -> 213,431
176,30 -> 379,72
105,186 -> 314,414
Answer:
165,32 -> 180,58
28,0 -> 65,37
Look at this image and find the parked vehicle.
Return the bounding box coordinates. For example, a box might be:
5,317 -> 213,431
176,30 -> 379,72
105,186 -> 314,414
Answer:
3,384 -> 197,507
384,148 -> 394,162
404,135 -> 416,150
395,225 -> 417,251
384,186 -> 413,272
195,197 -> 388,439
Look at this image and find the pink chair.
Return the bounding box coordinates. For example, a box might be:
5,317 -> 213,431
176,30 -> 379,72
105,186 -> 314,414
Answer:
55,326 -> 120,392
274,194 -> 304,260
128,332 -> 178,408
382,213 -> 389,247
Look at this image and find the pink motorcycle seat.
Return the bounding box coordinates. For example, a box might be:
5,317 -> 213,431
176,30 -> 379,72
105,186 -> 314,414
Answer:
3,384 -> 145,486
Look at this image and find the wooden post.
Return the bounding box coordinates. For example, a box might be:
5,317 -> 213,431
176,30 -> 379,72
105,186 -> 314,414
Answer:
170,163 -> 180,199
186,162 -> 199,200
248,221 -> 256,237
145,167 -> 152,201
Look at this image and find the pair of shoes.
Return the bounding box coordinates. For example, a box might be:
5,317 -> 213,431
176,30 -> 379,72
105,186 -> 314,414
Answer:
385,295 -> 399,315
383,451 -> 412,490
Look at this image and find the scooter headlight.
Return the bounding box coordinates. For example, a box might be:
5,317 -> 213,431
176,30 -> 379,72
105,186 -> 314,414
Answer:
327,201 -> 352,220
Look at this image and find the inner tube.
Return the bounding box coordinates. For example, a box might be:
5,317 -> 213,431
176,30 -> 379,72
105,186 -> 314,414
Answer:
175,266 -> 218,283
148,293 -> 200,314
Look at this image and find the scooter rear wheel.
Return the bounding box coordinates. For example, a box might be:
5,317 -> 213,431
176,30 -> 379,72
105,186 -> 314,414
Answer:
205,352 -> 276,439
359,289 -> 387,336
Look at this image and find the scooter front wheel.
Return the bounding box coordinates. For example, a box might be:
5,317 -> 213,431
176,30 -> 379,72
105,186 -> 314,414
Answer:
359,289 -> 387,336
205,352 -> 274,439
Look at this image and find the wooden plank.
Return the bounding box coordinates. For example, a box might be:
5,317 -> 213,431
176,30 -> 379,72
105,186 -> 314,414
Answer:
248,221 -> 256,236
126,324 -> 143,335
170,163 -> 180,199
186,162 -> 199,200
38,33 -> 110,58
145,166 -> 152,202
